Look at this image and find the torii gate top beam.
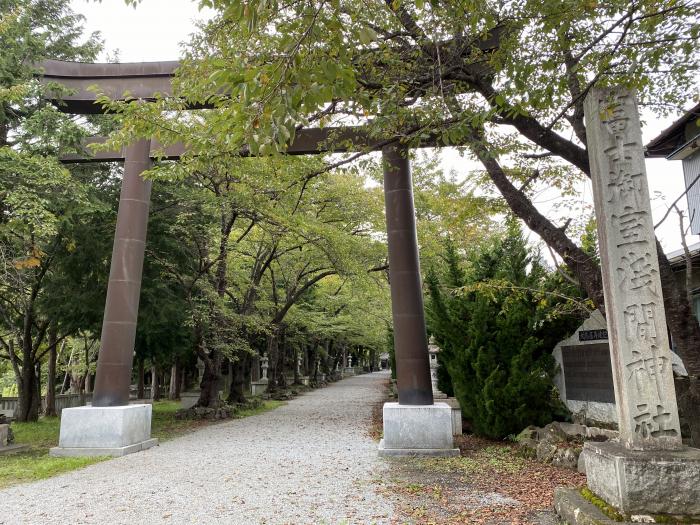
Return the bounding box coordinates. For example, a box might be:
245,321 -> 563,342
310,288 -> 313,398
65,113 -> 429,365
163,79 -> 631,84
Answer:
38,60 -> 451,162
40,59 -> 182,114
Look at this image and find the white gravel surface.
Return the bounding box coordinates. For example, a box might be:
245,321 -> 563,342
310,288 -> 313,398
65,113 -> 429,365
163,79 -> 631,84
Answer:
0,372 -> 395,525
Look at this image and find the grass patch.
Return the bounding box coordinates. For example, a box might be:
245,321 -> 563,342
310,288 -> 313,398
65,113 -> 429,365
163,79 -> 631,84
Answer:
0,452 -> 105,489
1,417 -> 107,489
151,400 -> 210,442
0,398 -> 284,489
413,444 -> 527,475
233,399 -> 284,419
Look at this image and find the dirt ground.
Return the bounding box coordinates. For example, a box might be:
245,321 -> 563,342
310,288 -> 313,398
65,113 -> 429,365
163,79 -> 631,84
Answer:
370,402 -> 585,525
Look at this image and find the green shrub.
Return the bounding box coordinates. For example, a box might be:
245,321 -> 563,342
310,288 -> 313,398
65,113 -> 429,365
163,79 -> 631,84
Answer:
426,220 -> 585,438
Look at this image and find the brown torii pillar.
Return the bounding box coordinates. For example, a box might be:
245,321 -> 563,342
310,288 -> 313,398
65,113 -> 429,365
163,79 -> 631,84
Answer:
381,144 -> 433,406
92,139 -> 152,407
378,144 -> 458,457
50,139 -> 158,457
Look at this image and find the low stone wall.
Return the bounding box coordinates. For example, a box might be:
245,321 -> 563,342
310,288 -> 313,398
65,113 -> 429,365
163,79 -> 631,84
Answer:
0,393 -> 94,418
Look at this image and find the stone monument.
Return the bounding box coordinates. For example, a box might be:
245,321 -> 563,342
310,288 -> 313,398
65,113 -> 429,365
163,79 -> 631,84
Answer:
344,354 -> 355,376
0,416 -> 28,456
580,87 -> 700,517
251,355 -> 269,396
553,310 -> 688,427
180,357 -> 206,409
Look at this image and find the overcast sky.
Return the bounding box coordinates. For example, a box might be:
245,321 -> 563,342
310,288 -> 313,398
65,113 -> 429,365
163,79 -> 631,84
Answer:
69,0 -> 695,255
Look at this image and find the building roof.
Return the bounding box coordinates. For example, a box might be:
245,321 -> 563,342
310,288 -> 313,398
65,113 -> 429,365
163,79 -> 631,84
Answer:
646,102 -> 700,158
667,241 -> 700,270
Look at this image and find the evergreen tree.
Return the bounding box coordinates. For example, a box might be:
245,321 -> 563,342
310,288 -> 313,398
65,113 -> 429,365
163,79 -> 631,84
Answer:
426,221 -> 585,438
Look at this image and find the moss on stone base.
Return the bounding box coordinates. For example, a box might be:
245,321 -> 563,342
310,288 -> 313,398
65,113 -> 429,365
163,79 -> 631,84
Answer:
578,488 -> 700,524
580,487 -> 625,522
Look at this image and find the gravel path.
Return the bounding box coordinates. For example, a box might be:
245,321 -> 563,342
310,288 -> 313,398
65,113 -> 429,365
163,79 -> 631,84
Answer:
0,372 -> 394,525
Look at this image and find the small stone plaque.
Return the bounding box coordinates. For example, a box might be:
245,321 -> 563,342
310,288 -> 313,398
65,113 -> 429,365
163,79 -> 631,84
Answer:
561,343 -> 615,403
578,329 -> 608,342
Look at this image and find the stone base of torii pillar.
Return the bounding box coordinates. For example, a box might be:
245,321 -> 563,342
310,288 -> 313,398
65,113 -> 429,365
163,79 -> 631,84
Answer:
378,402 -> 459,457
49,404 -> 158,457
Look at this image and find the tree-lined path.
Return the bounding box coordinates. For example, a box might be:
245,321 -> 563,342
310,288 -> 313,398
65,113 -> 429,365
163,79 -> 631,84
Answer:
0,373 -> 394,525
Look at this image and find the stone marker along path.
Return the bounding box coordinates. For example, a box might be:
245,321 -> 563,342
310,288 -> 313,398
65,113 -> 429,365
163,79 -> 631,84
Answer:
0,373 -> 394,525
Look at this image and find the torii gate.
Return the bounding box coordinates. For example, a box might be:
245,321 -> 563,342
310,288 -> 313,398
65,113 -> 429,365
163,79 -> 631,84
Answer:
42,59 -> 458,457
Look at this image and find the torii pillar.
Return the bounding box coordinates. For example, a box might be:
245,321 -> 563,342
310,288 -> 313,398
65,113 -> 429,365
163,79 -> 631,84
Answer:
378,144 -> 458,456
50,139 -> 158,457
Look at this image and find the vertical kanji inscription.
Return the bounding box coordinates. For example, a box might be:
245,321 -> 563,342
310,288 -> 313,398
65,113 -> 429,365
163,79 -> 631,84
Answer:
585,88 -> 681,450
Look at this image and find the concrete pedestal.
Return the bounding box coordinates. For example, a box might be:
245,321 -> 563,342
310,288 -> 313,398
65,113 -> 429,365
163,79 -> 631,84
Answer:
343,367 -> 355,377
179,391 -> 199,410
251,380 -> 268,396
50,404 -> 157,457
444,397 -> 463,436
378,402 -> 459,457
583,441 -> 700,516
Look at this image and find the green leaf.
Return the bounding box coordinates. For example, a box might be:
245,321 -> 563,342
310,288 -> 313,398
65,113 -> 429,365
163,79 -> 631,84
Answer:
358,27 -> 377,45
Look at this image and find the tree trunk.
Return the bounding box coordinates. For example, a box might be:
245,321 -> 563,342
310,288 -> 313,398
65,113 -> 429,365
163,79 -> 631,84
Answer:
151,365 -> 161,401
243,354 -> 252,394
266,333 -> 279,393
277,333 -> 288,389
16,356 -> 40,422
15,309 -> 41,421
197,351 -> 222,408
178,368 -> 184,397
293,346 -> 300,385
469,132 -> 605,310
168,362 -> 179,400
227,356 -> 247,404
137,358 -> 145,399
311,344 -> 319,383
45,328 -> 58,417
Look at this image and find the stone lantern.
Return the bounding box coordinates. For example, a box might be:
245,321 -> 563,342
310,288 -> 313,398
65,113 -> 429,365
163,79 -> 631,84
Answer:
428,338 -> 446,399
260,355 -> 269,381
251,354 -> 269,396
344,354 -> 355,376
